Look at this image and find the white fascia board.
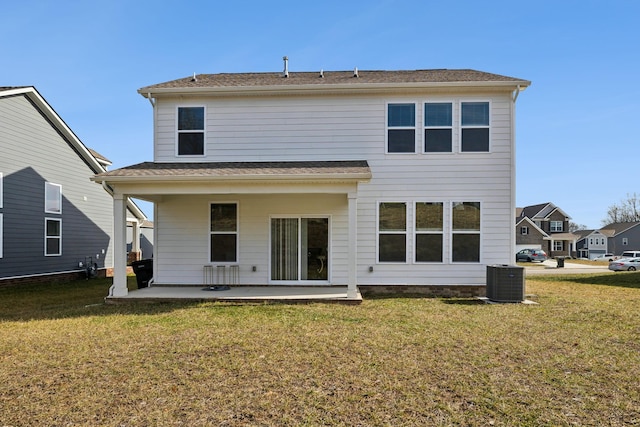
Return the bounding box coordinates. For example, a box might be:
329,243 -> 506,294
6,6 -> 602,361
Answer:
139,80 -> 530,99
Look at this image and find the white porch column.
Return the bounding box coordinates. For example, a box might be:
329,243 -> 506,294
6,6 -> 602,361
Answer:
111,193 -> 128,297
347,192 -> 358,299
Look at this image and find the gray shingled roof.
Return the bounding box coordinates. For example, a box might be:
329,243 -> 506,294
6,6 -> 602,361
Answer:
93,160 -> 371,182
140,69 -> 529,92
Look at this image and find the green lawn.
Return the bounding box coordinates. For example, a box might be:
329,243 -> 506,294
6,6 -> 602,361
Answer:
1,273 -> 639,426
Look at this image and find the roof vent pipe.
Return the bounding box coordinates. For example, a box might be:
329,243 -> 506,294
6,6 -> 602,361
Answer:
191,72 -> 197,82
283,56 -> 289,78
319,69 -> 324,78
353,67 -> 359,78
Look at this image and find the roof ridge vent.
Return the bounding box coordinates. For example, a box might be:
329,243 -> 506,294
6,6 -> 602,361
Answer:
353,67 -> 359,78
283,56 -> 289,78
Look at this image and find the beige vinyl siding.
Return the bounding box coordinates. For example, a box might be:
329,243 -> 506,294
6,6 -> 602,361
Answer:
151,90 -> 515,287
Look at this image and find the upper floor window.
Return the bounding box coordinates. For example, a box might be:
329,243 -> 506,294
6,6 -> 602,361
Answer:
550,221 -> 563,232
520,226 -> 529,235
452,202 -> 481,262
424,103 -> 452,153
461,102 -> 490,152
177,106 -> 205,156
210,203 -> 238,263
623,237 -> 629,246
387,103 -> 416,153
378,202 -> 407,262
45,182 -> 62,214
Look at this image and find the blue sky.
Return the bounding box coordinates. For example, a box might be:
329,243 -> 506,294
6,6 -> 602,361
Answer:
2,0 -> 638,228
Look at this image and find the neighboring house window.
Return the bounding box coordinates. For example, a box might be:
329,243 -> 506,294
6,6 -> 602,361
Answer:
415,202 -> 443,262
387,103 -> 416,153
210,203 -> 237,263
378,202 -> 407,262
623,237 -> 628,246
0,214 -> 3,258
553,241 -> 563,251
550,221 -> 563,232
45,182 -> 62,214
520,226 -> 529,235
452,202 -> 481,262
177,106 -> 205,156
0,172 -> 3,209
461,102 -> 490,152
590,238 -> 593,245
45,218 -> 61,256
424,102 -> 452,152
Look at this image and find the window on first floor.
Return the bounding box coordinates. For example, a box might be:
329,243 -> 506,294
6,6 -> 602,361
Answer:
550,221 -> 563,232
45,218 -> 61,256
378,202 -> 407,262
210,203 -> 237,262
553,241 -> 564,251
178,106 -> 205,156
415,202 -> 443,262
387,103 -> 416,153
520,226 -> 529,235
452,202 -> 481,262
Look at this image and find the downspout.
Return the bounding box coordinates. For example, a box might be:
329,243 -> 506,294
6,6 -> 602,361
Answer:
510,85 -> 523,263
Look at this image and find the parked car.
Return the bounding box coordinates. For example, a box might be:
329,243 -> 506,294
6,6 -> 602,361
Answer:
619,250 -> 640,259
608,257 -> 640,271
516,249 -> 548,262
593,253 -> 616,262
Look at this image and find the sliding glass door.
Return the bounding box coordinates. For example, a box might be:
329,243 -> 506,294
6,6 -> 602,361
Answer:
271,217 -> 329,282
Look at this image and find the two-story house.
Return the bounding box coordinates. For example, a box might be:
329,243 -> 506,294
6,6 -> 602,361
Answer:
94,64 -> 530,300
578,222 -> 640,259
0,86 -> 148,285
516,202 -> 577,258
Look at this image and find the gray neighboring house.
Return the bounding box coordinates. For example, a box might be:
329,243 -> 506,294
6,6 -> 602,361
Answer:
599,222 -> 640,257
0,86 -> 149,285
516,202 -> 577,258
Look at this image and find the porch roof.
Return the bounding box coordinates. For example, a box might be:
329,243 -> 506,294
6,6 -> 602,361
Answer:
93,160 -> 371,184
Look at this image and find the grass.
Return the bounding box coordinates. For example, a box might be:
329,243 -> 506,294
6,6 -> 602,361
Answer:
1,273 -> 640,426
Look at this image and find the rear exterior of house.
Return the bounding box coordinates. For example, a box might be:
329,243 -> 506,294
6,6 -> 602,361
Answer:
95,67 -> 530,299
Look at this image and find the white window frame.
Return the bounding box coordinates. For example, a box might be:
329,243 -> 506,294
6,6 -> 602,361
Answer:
386,102 -> 417,154
45,182 -> 62,214
414,201 -> 444,263
550,221 -> 563,232
45,217 -> 62,256
553,240 -> 564,251
520,226 -> 529,235
209,201 -> 239,264
622,237 -> 629,246
460,100 -> 491,153
450,201 -> 482,263
377,201 -> 408,263
176,105 -> 206,157
423,101 -> 454,153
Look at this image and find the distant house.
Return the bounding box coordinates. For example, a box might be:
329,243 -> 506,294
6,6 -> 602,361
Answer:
516,202 -> 577,257
93,66 -> 530,299
0,86 -> 149,285
578,222 -> 640,259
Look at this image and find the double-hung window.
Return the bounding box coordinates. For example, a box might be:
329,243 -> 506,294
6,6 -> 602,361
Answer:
387,103 -> 416,153
45,218 -> 61,256
553,241 -> 563,251
415,202 -> 443,262
451,202 -> 481,262
210,203 -> 238,263
550,221 -> 563,232
378,202 -> 407,262
177,106 -> 205,156
424,103 -> 452,152
521,226 -> 529,235
461,102 -> 490,152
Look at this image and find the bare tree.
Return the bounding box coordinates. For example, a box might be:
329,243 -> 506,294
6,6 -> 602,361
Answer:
602,193 -> 640,225
569,222 -> 588,232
